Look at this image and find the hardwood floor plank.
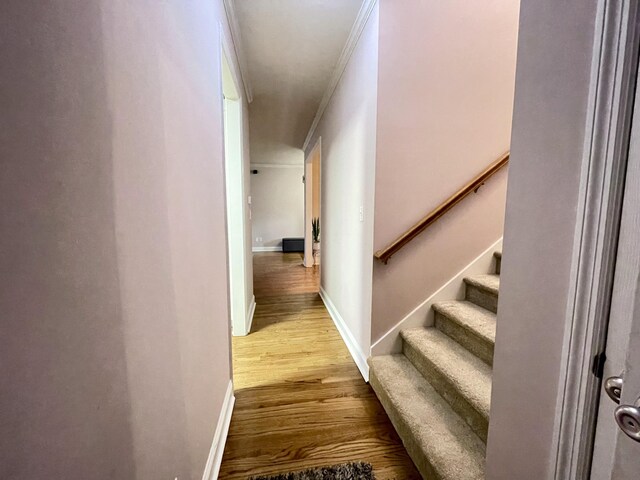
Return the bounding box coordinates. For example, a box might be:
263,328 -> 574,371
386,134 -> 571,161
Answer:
219,252 -> 420,479
233,380 -> 375,410
222,438 -> 419,480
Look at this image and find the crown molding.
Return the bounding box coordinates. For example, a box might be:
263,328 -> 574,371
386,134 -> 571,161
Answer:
222,0 -> 254,103
302,0 -> 378,151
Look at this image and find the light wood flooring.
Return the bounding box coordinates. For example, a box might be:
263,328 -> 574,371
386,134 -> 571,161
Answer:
219,252 -> 420,479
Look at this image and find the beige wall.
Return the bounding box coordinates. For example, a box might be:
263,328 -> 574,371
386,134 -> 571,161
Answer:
0,1 -> 241,478
305,4 -> 379,372
486,0 -> 599,477
371,0 -> 520,342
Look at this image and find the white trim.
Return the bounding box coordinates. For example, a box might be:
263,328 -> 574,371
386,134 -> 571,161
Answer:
221,29 -> 252,344
246,295 -> 256,334
202,381 -> 235,480
252,246 -> 281,252
220,31 -> 241,101
222,0 -> 253,103
371,238 -> 503,356
250,163 -> 304,169
233,295 -> 256,337
552,3 -> 640,478
319,287 -> 369,382
302,0 -> 378,151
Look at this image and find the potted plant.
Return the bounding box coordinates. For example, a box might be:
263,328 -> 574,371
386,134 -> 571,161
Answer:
312,217 -> 320,265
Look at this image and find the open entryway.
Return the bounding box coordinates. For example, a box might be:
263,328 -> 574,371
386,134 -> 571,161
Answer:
217,0 -> 419,475
304,138 -> 322,269
222,46 -> 254,337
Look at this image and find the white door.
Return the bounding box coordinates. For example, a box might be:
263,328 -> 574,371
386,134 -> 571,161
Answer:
590,70 -> 640,478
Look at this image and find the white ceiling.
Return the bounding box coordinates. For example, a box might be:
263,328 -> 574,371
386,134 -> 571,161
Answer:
233,0 -> 363,164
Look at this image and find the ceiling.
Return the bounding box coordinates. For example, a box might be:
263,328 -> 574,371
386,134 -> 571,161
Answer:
233,0 -> 363,164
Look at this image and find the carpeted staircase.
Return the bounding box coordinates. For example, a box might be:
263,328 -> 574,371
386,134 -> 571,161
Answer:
369,251 -> 501,480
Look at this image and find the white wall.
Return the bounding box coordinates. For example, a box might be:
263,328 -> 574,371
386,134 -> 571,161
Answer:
486,0 -> 599,477
250,164 -> 305,249
250,141 -> 306,165
304,4 -> 379,378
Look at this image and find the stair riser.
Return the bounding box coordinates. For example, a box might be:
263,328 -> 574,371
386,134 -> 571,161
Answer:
369,368 -> 442,480
465,284 -> 498,313
435,311 -> 494,366
402,340 -> 489,443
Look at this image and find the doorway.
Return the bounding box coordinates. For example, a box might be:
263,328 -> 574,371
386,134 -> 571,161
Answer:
222,49 -> 252,337
304,138 -> 321,269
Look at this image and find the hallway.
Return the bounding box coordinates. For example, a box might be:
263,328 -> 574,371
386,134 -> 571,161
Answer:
219,253 -> 419,479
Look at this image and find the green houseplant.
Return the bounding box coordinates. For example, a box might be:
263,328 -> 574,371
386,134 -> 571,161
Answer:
312,217 -> 320,265
312,217 -> 320,244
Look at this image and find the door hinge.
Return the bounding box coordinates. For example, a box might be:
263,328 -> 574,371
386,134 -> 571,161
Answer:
592,351 -> 607,379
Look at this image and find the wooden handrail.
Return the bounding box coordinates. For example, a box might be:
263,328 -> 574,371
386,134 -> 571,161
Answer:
374,151 -> 510,264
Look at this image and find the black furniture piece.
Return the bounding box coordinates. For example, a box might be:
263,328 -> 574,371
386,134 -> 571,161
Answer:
282,237 -> 304,253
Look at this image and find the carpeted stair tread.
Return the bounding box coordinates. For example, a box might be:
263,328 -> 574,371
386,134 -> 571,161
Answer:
464,274 -> 500,313
369,355 -> 486,480
463,274 -> 500,295
400,327 -> 491,433
433,300 -> 496,346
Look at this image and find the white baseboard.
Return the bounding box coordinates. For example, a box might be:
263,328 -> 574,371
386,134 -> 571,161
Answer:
252,246 -> 281,252
202,380 -> 235,480
319,287 -> 369,382
246,296 -> 256,334
371,238 -> 503,356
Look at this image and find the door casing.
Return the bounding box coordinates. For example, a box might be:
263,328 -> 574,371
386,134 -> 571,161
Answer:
221,35 -> 251,337
552,2 -> 640,478
591,57 -> 640,478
